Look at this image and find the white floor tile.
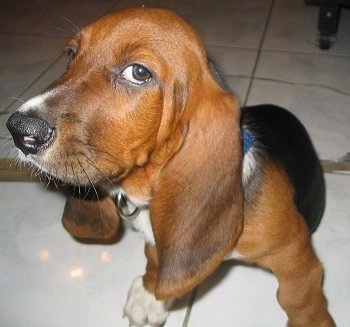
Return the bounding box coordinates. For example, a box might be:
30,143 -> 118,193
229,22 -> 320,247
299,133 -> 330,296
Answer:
315,173 -> 350,326
0,182 -> 189,327
225,76 -> 251,105
255,51 -> 350,95
246,78 -> 350,162
188,264 -> 286,327
206,46 -> 257,77
246,50 -> 350,161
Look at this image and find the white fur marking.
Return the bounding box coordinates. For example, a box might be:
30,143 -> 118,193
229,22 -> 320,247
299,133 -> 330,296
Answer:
18,88 -> 59,113
132,209 -> 155,245
225,249 -> 245,261
124,276 -> 171,327
242,149 -> 256,186
19,92 -> 50,113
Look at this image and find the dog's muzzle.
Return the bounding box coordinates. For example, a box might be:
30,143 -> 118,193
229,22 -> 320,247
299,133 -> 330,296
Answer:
6,112 -> 55,155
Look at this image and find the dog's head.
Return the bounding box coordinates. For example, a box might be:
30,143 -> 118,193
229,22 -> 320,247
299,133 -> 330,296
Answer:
7,7 -> 244,298
7,8 -> 215,192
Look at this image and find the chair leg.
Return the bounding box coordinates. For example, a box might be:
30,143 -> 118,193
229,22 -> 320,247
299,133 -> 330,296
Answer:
318,4 -> 340,49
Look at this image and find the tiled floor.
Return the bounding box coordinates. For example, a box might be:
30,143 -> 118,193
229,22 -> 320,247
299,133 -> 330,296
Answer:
0,0 -> 349,326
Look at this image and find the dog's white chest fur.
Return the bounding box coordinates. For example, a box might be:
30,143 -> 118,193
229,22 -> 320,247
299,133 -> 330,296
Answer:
130,209 -> 155,245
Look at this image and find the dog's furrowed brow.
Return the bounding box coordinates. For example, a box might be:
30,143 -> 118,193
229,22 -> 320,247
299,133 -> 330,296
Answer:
118,41 -> 144,63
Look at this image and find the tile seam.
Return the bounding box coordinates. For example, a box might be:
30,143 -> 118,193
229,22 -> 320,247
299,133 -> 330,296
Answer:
181,287 -> 198,327
243,0 -> 276,106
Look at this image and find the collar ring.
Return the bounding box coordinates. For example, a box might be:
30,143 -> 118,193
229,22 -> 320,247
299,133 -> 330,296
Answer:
116,192 -> 141,221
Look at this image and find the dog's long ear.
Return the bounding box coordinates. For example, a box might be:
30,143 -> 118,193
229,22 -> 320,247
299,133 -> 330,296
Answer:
62,187 -> 120,241
151,88 -> 244,299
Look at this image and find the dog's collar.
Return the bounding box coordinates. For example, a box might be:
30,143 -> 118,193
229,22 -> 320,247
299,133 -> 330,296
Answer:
116,129 -> 254,221
116,192 -> 143,221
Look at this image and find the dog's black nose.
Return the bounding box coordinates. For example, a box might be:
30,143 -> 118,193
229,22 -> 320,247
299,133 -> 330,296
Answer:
6,112 -> 55,155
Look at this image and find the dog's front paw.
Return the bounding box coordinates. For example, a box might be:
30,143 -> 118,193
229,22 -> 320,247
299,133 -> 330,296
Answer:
124,276 -> 171,327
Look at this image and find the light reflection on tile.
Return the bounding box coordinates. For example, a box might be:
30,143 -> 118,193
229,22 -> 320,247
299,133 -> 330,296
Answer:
69,266 -> 85,281
100,251 -> 112,264
38,249 -> 51,262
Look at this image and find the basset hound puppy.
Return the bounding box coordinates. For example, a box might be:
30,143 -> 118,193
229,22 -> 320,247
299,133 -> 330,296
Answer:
7,7 -> 335,327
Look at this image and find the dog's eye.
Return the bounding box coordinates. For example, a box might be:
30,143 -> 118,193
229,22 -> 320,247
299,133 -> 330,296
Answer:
65,46 -> 77,62
121,65 -> 152,85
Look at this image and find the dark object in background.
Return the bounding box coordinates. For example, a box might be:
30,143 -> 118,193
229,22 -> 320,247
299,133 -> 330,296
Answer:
305,0 -> 350,49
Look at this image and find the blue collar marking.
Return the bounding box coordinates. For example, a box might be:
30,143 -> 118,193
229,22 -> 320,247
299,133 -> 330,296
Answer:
242,129 -> 254,155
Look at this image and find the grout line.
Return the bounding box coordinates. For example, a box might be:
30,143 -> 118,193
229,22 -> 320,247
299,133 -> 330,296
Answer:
227,75 -> 350,98
3,53 -> 65,114
205,43 -> 350,59
181,287 -> 198,327
254,46 -> 350,58
243,0 -> 276,106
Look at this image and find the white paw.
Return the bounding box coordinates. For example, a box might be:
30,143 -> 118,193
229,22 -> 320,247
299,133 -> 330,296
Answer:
124,276 -> 171,327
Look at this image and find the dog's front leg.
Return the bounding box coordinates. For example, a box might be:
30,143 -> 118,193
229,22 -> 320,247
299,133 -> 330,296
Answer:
124,245 -> 173,327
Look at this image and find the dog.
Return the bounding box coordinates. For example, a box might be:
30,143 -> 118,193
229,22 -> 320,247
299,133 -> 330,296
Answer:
6,7 -> 335,327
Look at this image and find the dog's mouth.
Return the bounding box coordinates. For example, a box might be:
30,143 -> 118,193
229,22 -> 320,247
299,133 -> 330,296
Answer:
12,140 -> 128,189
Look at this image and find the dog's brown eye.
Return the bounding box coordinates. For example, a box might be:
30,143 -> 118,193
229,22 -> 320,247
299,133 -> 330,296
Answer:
122,64 -> 152,85
65,46 -> 76,62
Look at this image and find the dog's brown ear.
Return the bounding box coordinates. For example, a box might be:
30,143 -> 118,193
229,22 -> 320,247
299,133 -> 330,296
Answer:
150,90 -> 244,299
62,187 -> 120,241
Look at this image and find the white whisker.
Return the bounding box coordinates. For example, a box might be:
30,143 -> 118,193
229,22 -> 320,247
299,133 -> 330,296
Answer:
57,14 -> 80,34
8,97 -> 25,103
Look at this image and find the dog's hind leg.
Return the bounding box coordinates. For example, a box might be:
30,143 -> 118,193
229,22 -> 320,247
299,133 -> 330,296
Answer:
262,231 -> 335,327
236,165 -> 335,327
